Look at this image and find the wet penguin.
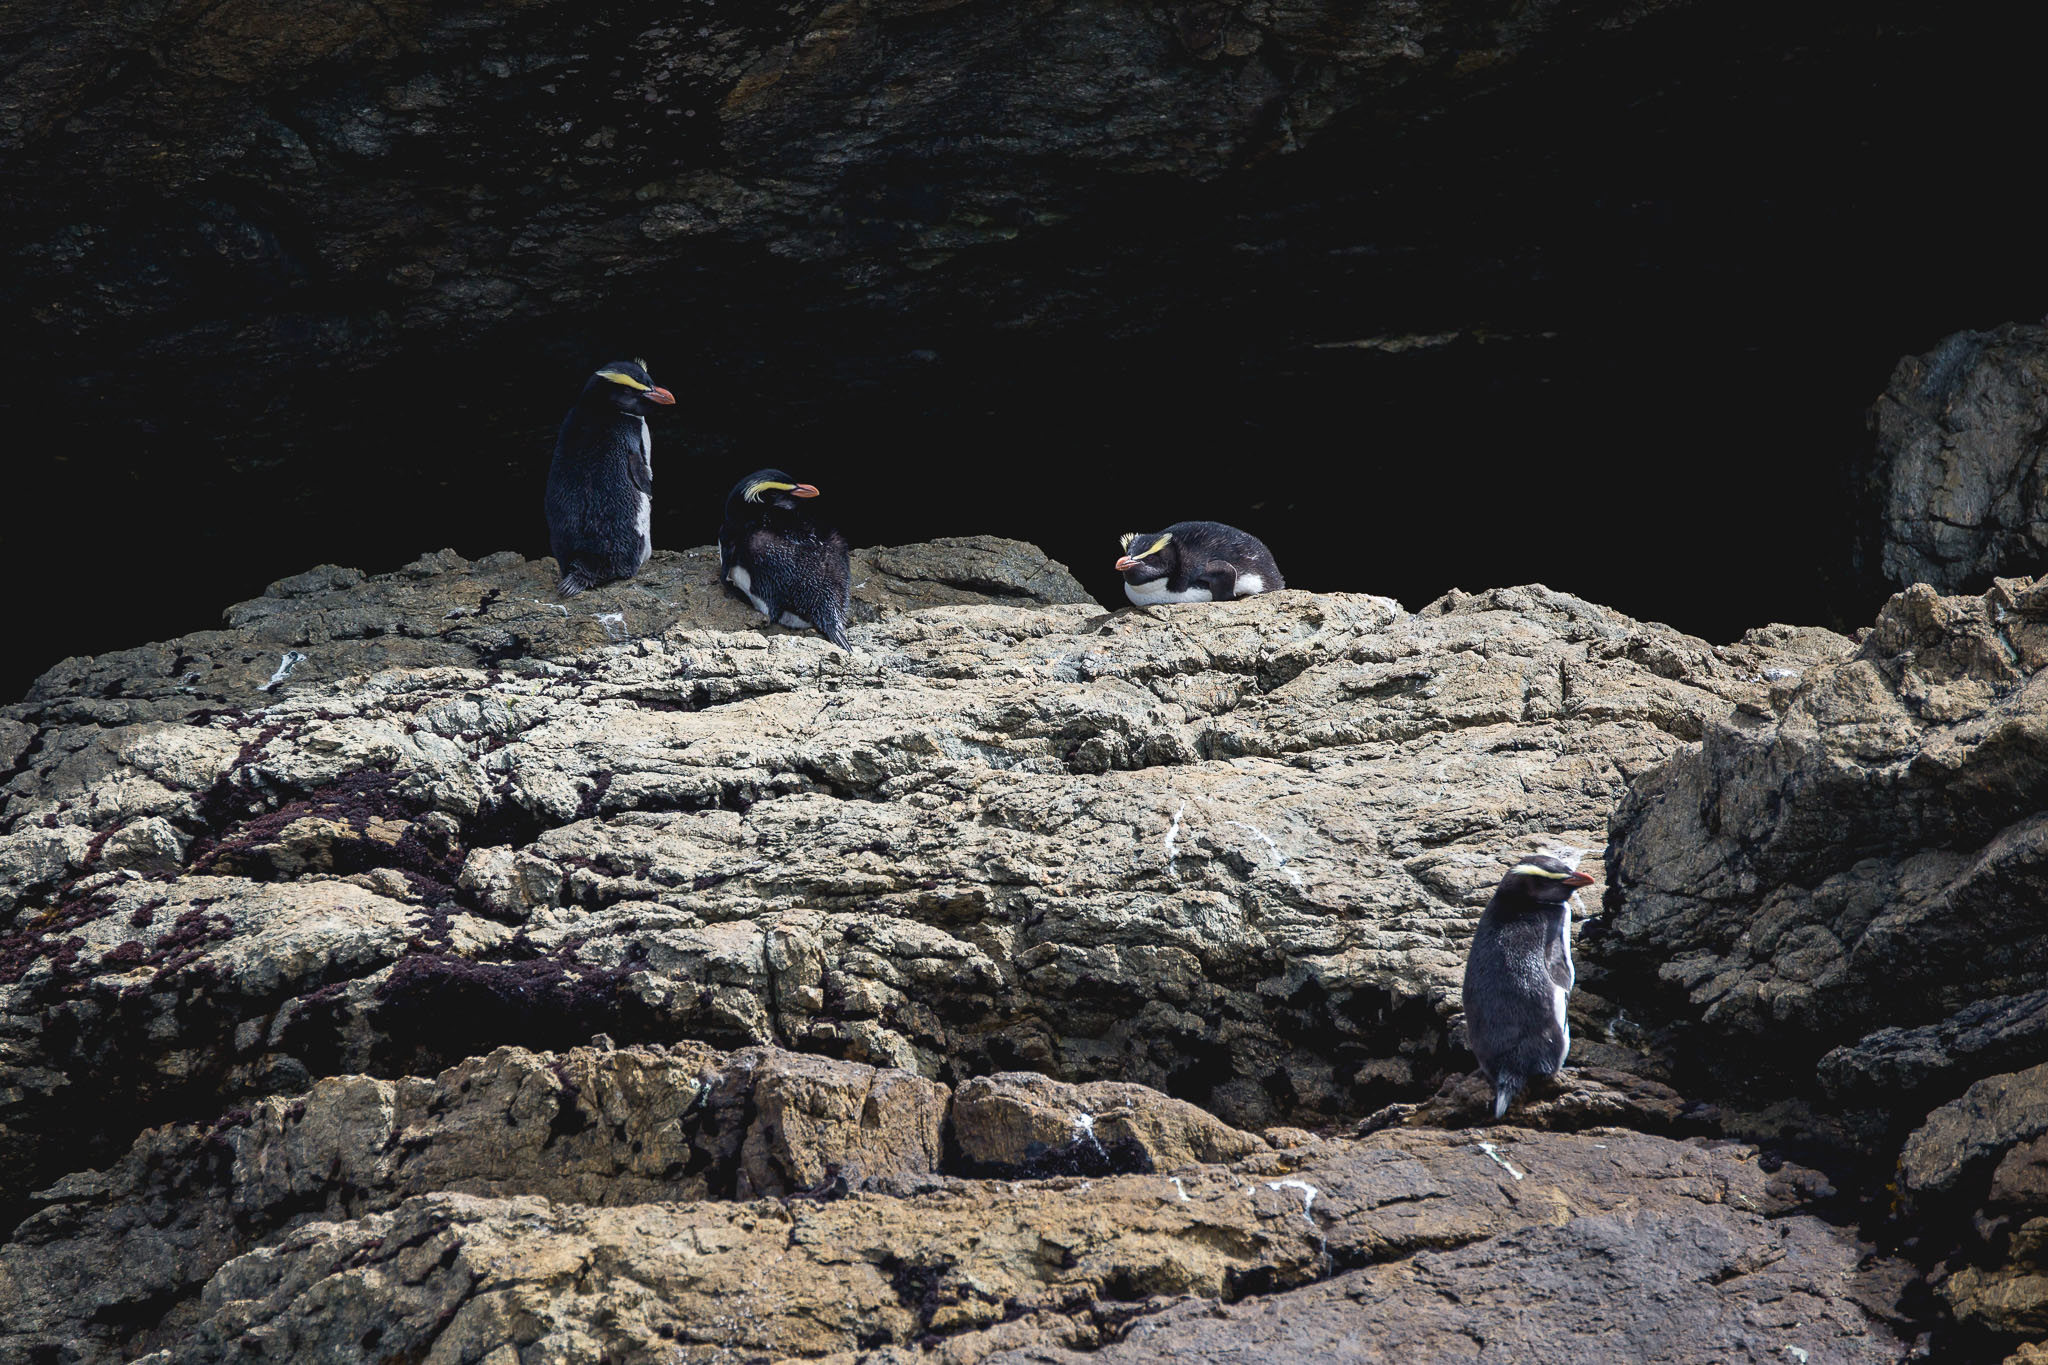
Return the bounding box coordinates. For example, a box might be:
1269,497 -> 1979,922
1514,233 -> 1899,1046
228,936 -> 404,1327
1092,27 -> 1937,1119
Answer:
1462,853 -> 1595,1120
1114,521 -> 1284,606
718,469 -> 852,649
544,359 -> 675,596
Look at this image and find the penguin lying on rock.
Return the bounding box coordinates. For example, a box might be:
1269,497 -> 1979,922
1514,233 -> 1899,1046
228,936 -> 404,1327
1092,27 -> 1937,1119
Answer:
719,469 -> 851,649
545,359 -> 675,596
1462,853 -> 1594,1120
1114,521 -> 1284,606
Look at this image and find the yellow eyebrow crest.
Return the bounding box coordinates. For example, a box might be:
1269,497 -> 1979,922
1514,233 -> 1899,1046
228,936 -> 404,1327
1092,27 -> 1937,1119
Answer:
745,480 -> 796,502
1119,532 -> 1136,551
1510,862 -> 1572,879
597,370 -> 652,391
1145,533 -> 1173,557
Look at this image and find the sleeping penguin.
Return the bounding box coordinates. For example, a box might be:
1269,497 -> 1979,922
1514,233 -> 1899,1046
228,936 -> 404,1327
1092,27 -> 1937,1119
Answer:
718,469 -> 852,649
1113,520 -> 1284,606
1462,853 -> 1595,1120
544,358 -> 675,596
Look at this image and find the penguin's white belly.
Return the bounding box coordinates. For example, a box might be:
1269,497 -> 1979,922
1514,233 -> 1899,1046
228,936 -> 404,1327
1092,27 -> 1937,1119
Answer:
1124,579 -> 1215,606
1553,913 -> 1575,1058
1235,572 -> 1266,595
633,419 -> 653,567
728,564 -> 771,619
727,564 -> 808,626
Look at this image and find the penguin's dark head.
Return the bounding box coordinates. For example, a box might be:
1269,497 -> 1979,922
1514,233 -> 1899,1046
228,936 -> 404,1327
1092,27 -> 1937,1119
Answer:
1497,854 -> 1596,904
730,469 -> 821,514
1115,530 -> 1178,584
583,358 -> 676,413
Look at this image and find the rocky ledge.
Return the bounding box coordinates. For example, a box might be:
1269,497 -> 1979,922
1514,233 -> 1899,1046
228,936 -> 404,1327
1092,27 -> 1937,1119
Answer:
3,540 -> 2044,1360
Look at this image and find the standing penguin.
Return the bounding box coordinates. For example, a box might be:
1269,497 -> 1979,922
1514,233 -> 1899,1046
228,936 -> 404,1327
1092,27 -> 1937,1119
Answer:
718,469 -> 852,649
1114,521 -> 1284,606
544,359 -> 675,596
1462,854 -> 1595,1120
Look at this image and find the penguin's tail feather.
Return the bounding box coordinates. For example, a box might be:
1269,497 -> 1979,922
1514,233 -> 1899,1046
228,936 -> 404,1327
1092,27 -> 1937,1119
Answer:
557,563 -> 598,597
790,583 -> 851,650
1492,1073 -> 1521,1121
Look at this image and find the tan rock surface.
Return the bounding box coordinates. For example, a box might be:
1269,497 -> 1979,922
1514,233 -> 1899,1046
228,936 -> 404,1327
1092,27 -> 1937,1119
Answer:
0,1039 -> 1898,1362
2,545 -> 1901,1360
1,563 -> 1846,1201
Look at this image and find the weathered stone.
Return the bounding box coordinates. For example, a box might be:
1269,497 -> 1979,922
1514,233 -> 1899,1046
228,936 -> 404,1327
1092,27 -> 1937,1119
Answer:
0,1095 -> 1905,1364
14,538 -> 1091,728
988,1205 -> 1900,1364
1867,320 -> 2048,591
953,1072 -> 1268,1175
0,1041 -> 956,1359
1362,1065 -> 1690,1136
1818,991 -> 2048,1106
0,561 -> 1849,1205
1899,1063 -> 2048,1207
1593,576 -> 2048,1107
725,1046 -> 950,1197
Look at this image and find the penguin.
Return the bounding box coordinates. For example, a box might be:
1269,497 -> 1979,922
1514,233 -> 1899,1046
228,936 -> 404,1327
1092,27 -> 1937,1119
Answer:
1113,521 -> 1284,607
718,469 -> 852,649
1461,853 -> 1595,1120
544,358 -> 675,596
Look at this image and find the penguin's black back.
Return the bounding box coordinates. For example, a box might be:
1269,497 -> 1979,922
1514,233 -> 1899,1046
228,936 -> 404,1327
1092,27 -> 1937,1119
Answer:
546,403 -> 651,586
1462,887 -> 1572,1112
545,363 -> 669,595
1164,521 -> 1283,586
719,471 -> 852,648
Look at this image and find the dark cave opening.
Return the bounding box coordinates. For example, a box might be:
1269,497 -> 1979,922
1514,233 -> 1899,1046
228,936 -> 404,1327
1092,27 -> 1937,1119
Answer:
6,2 -> 2047,701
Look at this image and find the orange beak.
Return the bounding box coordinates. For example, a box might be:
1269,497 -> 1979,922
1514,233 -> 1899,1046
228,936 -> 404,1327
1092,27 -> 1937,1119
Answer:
647,386 -> 677,405
1114,555 -> 1141,571
1563,870 -> 1596,888
793,483 -> 819,497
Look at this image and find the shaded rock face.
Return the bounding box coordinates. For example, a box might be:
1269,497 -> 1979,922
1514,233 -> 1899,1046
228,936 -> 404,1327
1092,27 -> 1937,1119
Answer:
2,0 -> 1694,404
1899,1061 -> 2048,1342
1596,575 -> 2048,1110
0,544 -> 1850,1216
1595,573 -> 2048,1347
1867,320 -> 2048,591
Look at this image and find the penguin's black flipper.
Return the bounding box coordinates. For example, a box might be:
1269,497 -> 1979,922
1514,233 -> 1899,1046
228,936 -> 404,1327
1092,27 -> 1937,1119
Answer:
1196,560 -> 1240,600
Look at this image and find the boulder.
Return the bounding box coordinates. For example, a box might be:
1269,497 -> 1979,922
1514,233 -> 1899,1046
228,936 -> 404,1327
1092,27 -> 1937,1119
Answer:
1867,321 -> 2048,591
1899,1062 -> 2048,1341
